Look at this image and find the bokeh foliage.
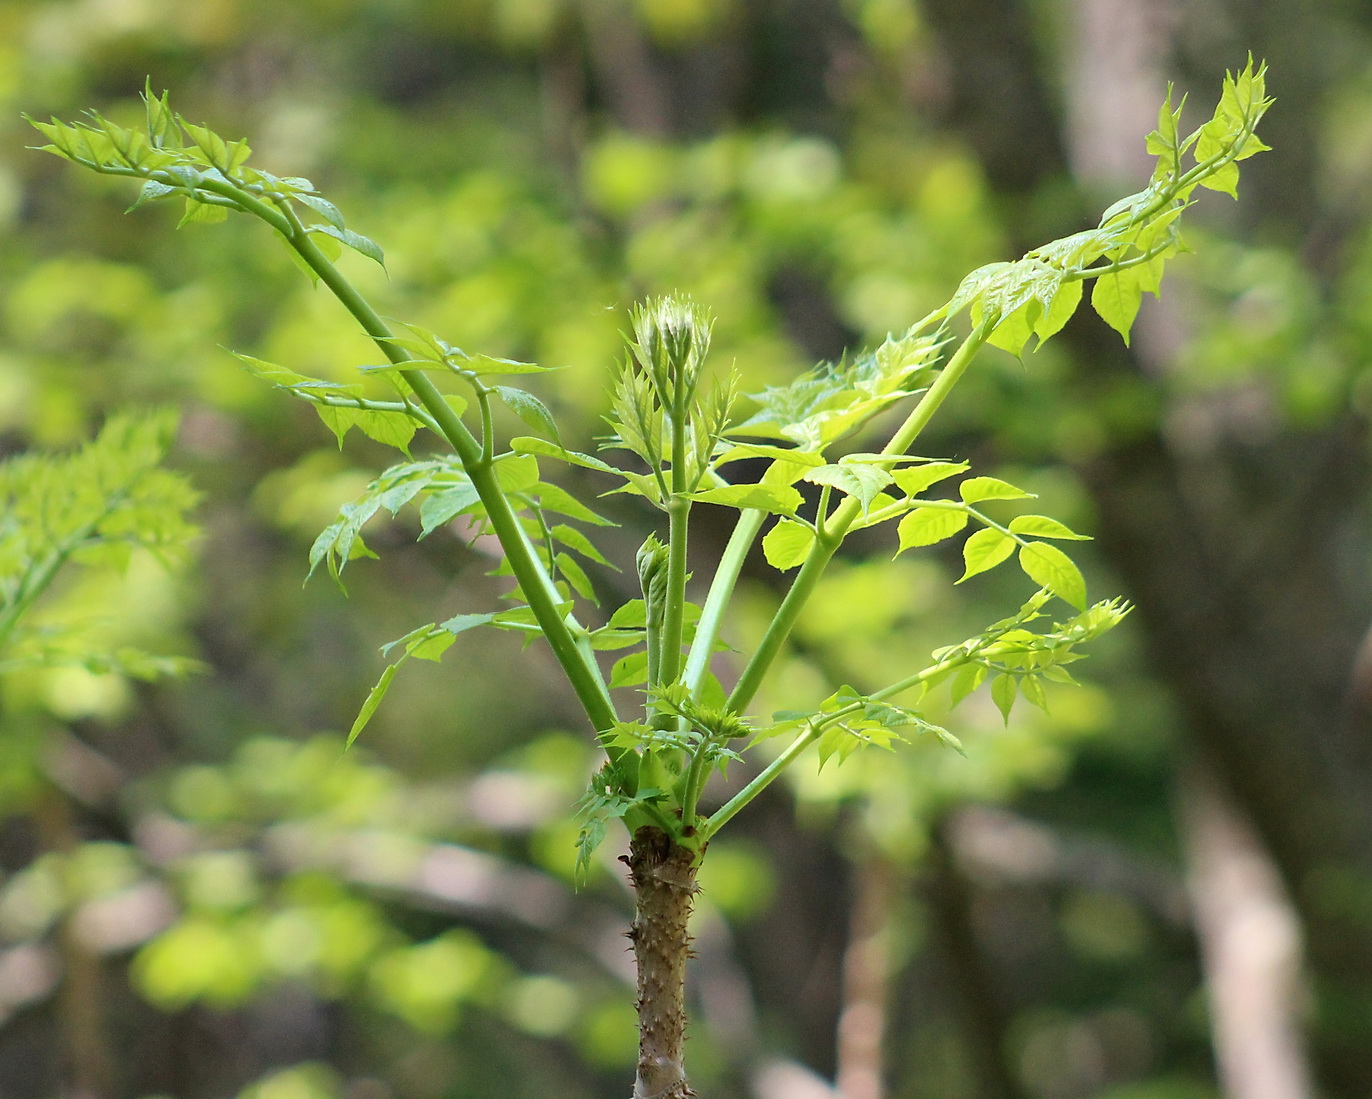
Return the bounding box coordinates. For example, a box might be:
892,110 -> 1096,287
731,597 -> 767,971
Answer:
1,2 -> 1369,1098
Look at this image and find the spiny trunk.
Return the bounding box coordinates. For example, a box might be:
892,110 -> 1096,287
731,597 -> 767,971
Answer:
627,825 -> 699,1099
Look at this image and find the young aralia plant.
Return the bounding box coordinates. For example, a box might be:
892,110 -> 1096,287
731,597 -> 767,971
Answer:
31,60 -> 1270,1098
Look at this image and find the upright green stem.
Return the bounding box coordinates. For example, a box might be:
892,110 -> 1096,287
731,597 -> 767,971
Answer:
725,534 -> 841,714
683,508 -> 766,698
678,735 -> 714,834
878,315 -> 995,460
658,496 -> 690,688
656,370 -> 692,690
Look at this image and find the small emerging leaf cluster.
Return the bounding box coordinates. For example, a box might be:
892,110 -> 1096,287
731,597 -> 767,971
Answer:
605,296 -> 736,504
0,411 -> 200,679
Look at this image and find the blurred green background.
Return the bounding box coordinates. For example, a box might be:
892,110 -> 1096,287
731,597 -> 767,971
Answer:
2,1 -> 1371,1097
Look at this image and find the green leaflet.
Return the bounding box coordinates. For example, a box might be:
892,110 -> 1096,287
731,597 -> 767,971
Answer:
178,198 -> 228,227
762,519 -> 815,570
958,528 -> 1016,581
959,476 -> 1035,504
307,225 -> 385,267
347,663 -> 398,749
715,443 -> 826,468
991,673 -> 1018,724
1008,514 -> 1089,540
691,482 -> 803,516
1033,277 -> 1082,344
551,524 -> 614,568
512,436 -> 617,473
419,485 -> 483,537
891,461 -> 968,496
527,482 -> 613,526
896,508 -> 968,550
495,387 -> 561,445
949,663 -> 988,707
555,552 -> 598,604
801,462 -> 894,515
1017,542 -> 1088,611
1090,267 -> 1147,345
610,650 -> 650,688
296,192 -> 345,228
315,405 -> 418,454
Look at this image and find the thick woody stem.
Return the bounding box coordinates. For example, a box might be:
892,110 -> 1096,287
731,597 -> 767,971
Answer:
627,826 -> 700,1099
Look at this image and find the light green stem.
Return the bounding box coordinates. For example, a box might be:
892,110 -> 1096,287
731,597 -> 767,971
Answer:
683,509 -> 765,698
700,727 -> 819,842
658,496 -> 690,688
702,650 -> 980,840
678,733 -> 715,833
724,530 -> 841,714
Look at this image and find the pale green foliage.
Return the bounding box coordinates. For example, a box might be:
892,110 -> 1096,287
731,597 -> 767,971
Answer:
34,64 -> 1269,881
942,58 -> 1271,349
736,327 -> 946,449
0,410 -> 200,679
28,84 -> 385,267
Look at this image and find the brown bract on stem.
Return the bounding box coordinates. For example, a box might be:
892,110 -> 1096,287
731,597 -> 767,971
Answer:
626,826 -> 701,1099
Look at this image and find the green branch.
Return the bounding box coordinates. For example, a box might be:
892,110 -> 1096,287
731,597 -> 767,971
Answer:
699,727 -> 819,842
280,218 -> 624,751
726,317 -> 996,716
658,496 -> 691,688
683,508 -> 765,698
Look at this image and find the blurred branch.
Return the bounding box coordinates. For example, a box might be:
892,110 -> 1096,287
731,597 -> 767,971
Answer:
925,820 -> 1028,1099
944,804 -> 1189,926
1178,755 -> 1316,1099
576,0 -> 670,136
836,843 -> 895,1099
35,784 -> 115,1099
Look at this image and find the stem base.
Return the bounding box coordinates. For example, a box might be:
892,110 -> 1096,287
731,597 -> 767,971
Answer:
627,826 -> 700,1099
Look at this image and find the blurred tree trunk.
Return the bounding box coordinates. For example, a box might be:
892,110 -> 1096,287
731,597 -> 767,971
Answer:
917,1 -> 1372,1095
924,825 -> 1027,1099
35,785 -> 114,1099
1178,754 -> 1316,1099
835,844 -> 893,1099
